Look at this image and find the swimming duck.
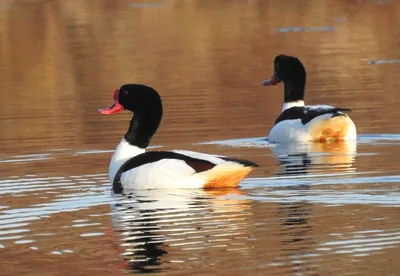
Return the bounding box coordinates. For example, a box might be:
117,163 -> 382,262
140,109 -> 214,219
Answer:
99,84 -> 258,192
262,55 -> 357,143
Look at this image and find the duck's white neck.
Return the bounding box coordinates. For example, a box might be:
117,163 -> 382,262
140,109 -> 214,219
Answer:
282,100 -> 305,112
109,138 -> 145,184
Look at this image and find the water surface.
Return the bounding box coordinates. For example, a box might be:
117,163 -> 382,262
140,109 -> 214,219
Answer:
0,0 -> 399,275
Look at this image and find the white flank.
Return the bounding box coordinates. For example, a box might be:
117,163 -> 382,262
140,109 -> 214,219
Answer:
120,158 -> 200,189
269,119 -> 311,143
118,151 -> 248,189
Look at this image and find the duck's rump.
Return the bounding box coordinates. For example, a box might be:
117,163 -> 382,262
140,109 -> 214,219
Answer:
113,150 -> 258,192
269,105 -> 356,142
306,113 -> 356,142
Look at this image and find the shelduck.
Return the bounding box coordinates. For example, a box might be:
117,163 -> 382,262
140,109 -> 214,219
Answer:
262,55 -> 357,143
99,84 -> 258,192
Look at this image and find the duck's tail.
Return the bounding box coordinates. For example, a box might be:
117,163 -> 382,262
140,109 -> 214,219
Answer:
200,159 -> 258,189
308,113 -> 357,142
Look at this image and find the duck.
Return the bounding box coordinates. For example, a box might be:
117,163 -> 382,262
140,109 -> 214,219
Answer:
262,55 -> 357,143
99,84 -> 258,192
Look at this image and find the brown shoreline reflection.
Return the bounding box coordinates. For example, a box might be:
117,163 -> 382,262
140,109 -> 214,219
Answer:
0,0 -> 399,275
1,0 -> 400,155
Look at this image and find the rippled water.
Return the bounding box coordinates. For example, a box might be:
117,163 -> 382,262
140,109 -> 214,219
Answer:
1,0 -> 400,275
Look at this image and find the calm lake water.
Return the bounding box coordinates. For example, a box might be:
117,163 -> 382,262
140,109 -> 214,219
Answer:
1,0 -> 399,275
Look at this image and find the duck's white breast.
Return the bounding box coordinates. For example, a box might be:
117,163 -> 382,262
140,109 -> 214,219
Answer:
109,139 -> 145,184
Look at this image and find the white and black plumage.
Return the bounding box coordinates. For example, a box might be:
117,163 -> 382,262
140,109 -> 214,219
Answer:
262,55 -> 357,143
99,84 -> 258,192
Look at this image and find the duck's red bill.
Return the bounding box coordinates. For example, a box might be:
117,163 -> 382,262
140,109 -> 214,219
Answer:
98,89 -> 125,115
262,76 -> 280,86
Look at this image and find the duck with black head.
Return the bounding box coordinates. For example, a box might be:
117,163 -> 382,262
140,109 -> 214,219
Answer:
99,84 -> 258,192
262,55 -> 357,143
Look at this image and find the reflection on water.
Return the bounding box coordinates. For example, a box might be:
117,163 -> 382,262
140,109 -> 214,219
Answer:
271,141 -> 357,176
110,189 -> 253,273
277,201 -> 316,275
1,0 -> 400,275
0,145 -> 399,275
272,144 -> 317,274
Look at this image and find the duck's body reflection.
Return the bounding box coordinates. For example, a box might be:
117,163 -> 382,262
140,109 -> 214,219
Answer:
109,188 -> 250,273
271,141 -> 357,176
271,141 -> 357,274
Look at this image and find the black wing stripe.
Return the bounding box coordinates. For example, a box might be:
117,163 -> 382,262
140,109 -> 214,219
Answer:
220,156 -> 259,167
301,107 -> 352,124
185,160 -> 216,173
112,151 -> 216,193
274,107 -> 305,125
274,107 -> 352,125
